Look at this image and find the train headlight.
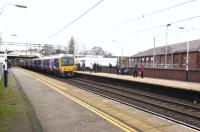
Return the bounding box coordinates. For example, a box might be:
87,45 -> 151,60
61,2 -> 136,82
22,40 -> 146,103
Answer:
61,67 -> 64,71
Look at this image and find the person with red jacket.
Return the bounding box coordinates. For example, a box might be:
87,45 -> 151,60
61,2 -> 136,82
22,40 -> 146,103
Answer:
139,64 -> 144,78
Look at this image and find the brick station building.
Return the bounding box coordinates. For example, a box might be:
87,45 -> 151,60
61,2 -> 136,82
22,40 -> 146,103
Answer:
125,39 -> 200,82
129,39 -> 200,70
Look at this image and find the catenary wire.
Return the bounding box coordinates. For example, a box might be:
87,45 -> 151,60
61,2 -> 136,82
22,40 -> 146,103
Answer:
47,0 -> 104,41
118,15 -> 200,37
113,0 -> 196,28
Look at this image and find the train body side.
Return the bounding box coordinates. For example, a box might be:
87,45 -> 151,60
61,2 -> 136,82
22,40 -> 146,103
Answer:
21,54 -> 75,77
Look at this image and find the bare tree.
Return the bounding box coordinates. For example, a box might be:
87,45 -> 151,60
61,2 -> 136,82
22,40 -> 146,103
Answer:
68,37 -> 75,54
74,45 -> 113,57
104,52 -> 113,57
91,46 -> 105,56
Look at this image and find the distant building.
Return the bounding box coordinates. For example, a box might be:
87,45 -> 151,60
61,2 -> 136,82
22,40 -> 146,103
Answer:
129,39 -> 200,70
75,55 -> 117,67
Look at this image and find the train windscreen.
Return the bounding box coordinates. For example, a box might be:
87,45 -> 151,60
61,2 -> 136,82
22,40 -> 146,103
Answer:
61,57 -> 74,66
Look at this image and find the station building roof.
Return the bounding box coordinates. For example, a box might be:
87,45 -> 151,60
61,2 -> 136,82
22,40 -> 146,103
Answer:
131,39 -> 200,57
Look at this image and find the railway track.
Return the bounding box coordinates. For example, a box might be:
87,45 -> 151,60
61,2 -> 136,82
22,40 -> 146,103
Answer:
61,77 -> 200,131
29,70 -> 200,131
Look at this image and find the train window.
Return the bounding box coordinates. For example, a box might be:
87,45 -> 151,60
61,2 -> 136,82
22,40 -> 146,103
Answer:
54,59 -> 59,68
62,58 -> 74,66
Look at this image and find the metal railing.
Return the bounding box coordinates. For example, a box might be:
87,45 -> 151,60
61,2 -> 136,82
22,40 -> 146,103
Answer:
130,63 -> 198,70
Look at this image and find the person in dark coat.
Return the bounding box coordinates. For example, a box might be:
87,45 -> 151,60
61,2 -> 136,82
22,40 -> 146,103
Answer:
133,64 -> 138,77
77,63 -> 81,71
109,63 -> 112,73
82,62 -> 85,71
97,63 -> 102,72
116,64 -> 119,74
93,62 -> 97,73
96,63 -> 100,72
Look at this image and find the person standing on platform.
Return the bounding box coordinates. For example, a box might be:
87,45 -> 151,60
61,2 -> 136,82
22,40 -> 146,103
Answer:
82,62 -> 85,71
97,63 -> 102,72
77,63 -> 81,71
139,64 -> 144,78
133,64 -> 138,77
93,62 -> 97,73
109,63 -> 112,73
116,64 -> 119,74
96,63 -> 100,73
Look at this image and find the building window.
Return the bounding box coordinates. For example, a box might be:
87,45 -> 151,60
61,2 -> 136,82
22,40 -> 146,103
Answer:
174,55 -> 179,64
146,57 -> 149,62
161,56 -> 165,64
151,57 -> 153,63
174,58 -> 179,64
142,58 -> 145,62
182,55 -> 187,64
131,58 -> 135,65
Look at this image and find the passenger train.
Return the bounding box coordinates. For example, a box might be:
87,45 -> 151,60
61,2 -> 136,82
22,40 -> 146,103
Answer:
21,54 -> 76,76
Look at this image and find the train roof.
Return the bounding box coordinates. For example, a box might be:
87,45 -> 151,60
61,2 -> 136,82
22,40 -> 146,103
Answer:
33,54 -> 74,60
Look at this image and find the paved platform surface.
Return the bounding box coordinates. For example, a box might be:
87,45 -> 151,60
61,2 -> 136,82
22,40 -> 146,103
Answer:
76,71 -> 200,92
12,68 -> 198,132
12,68 -> 122,132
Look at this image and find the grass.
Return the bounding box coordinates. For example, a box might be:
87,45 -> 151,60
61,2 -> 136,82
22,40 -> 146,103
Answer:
0,73 -> 18,131
0,71 -> 43,132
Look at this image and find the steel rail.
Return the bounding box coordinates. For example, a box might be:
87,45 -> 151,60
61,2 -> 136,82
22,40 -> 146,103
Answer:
63,77 -> 200,131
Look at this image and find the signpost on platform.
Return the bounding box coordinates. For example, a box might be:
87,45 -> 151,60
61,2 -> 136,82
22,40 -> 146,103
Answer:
153,37 -> 156,68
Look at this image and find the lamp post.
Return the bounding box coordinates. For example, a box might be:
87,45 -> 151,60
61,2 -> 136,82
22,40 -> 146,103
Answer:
0,3 -> 27,87
179,27 -> 189,81
10,34 -> 17,37
153,37 -> 156,68
0,4 -> 27,14
0,33 -> 2,51
165,23 -> 171,68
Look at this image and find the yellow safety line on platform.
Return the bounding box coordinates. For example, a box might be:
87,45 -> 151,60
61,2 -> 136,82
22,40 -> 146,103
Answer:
19,69 -> 137,132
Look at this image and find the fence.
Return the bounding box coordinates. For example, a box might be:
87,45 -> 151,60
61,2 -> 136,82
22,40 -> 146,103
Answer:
101,66 -> 200,82
130,62 -> 198,70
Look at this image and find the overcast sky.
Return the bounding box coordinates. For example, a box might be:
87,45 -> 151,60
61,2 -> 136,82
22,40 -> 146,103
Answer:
0,0 -> 200,56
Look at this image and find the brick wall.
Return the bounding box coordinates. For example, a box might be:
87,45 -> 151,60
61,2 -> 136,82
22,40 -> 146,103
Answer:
188,52 -> 198,69
101,66 -> 200,82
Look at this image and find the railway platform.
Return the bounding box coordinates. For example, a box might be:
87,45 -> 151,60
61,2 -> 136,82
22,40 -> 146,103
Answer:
11,67 -> 198,132
75,71 -> 200,93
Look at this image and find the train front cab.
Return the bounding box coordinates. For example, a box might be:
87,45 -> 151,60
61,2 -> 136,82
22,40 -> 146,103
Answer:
59,56 -> 75,77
